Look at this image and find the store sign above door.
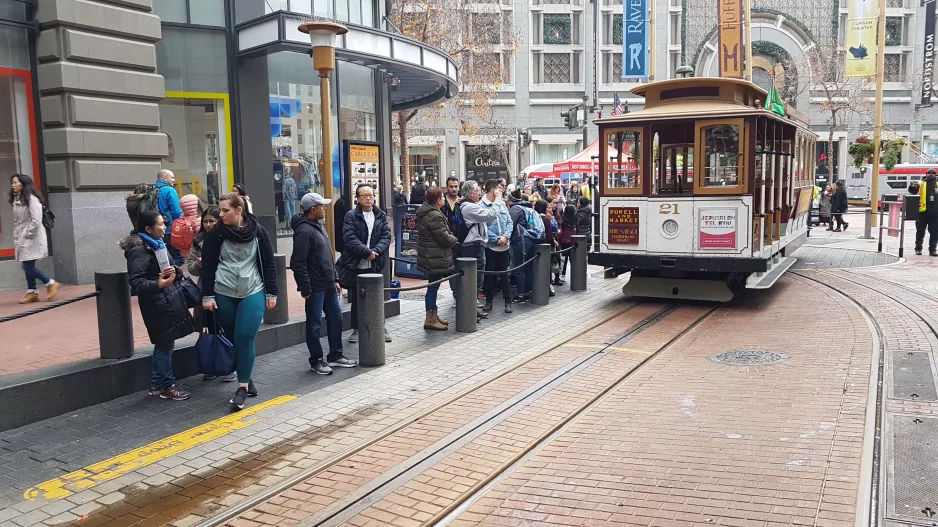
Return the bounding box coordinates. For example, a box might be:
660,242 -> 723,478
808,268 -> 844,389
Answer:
717,0 -> 745,78
622,0 -> 649,79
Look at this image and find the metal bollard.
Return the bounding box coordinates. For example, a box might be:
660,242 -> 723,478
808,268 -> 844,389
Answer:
264,254 -> 289,325
570,235 -> 587,291
860,208 -> 874,239
356,273 -> 385,366
531,243 -> 551,306
95,271 -> 134,360
454,257 -> 477,333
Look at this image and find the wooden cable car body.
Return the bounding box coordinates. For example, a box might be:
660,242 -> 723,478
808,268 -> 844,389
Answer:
588,77 -> 817,301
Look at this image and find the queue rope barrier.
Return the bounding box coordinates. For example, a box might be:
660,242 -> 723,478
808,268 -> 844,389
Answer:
0,291 -> 101,324
478,253 -> 541,275
384,271 -> 464,292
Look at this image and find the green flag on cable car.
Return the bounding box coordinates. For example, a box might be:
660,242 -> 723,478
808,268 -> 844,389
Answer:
764,85 -> 786,117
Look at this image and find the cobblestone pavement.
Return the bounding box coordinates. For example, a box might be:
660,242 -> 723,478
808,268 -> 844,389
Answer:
0,273 -> 628,527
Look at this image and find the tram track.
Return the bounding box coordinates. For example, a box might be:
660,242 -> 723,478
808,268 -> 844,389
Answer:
197,301 -> 720,527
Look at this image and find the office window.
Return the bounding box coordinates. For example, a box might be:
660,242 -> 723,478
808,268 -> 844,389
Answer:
544,15 -> 572,44
884,53 -> 904,82
613,14 -> 622,45
154,0 -> 187,23
884,17 -> 902,46
474,13 -> 502,44
190,0 -> 226,26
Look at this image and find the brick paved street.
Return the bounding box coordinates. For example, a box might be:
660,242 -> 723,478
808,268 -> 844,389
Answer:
2,213 -> 938,527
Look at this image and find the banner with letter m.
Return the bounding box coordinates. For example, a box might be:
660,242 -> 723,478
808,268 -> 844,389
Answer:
718,0 -> 745,78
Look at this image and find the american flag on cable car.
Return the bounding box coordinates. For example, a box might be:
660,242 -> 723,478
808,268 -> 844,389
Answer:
611,93 -> 625,116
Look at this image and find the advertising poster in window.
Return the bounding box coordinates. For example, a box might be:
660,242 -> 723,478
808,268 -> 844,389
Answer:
607,207 -> 640,245
344,140 -> 381,208
699,208 -> 737,249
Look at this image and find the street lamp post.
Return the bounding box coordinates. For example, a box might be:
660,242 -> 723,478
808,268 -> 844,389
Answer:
299,21 -> 349,248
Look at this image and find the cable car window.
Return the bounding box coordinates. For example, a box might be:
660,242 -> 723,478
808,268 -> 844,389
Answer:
701,125 -> 740,187
602,128 -> 642,195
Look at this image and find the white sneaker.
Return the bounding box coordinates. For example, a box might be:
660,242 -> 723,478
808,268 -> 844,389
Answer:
349,330 -> 359,343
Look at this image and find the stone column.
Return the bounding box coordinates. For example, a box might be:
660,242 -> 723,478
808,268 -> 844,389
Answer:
36,0 -> 166,284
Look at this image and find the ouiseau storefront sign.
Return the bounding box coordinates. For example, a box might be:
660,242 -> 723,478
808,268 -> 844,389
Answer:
623,0 -> 649,79
718,0 -> 744,78
922,0 -> 936,107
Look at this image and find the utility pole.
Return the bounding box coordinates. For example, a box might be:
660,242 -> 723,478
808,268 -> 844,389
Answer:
870,0 -> 887,227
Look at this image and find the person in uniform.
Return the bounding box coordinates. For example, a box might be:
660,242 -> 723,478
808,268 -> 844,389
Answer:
914,169 -> 938,256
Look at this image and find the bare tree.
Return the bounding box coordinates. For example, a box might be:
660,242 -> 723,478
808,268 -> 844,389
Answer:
803,43 -> 874,180
390,0 -> 522,192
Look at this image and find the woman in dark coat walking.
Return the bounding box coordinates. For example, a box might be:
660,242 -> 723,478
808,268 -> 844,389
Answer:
831,180 -> 849,232
120,210 -> 194,401
336,184 -> 392,343
416,187 -> 457,331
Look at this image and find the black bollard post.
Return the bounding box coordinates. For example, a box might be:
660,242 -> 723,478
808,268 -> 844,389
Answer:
96,271 -> 134,359
357,273 -> 386,366
264,254 -> 289,325
454,257 -> 477,333
531,244 -> 551,306
570,235 -> 587,291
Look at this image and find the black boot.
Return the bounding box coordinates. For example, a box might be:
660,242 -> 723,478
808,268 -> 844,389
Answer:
483,298 -> 493,312
504,301 -> 513,313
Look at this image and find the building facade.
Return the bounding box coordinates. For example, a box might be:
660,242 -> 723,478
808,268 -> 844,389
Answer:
402,0 -> 938,190
0,0 -> 456,287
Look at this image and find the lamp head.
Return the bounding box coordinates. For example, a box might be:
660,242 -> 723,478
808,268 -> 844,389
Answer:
298,21 -> 348,48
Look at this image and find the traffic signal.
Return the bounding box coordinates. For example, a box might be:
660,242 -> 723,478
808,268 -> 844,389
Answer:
561,109 -> 571,129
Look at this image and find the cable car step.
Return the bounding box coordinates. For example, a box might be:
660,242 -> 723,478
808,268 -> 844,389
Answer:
746,256 -> 796,290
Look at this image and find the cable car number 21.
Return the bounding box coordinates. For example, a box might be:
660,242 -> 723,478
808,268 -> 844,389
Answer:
659,204 -> 680,215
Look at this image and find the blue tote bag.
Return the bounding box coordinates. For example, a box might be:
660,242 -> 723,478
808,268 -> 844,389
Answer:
195,312 -> 235,376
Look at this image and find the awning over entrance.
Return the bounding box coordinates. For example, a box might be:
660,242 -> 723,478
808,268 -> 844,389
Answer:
236,12 -> 459,112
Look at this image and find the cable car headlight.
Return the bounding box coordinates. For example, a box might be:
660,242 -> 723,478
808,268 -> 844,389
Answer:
661,219 -> 680,239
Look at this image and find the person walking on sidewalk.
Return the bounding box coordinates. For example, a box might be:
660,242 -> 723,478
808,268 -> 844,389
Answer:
188,206 -> 232,381
831,180 -> 849,232
914,169 -> 938,256
10,174 -> 58,304
338,184 -> 392,344
155,169 -> 186,266
120,210 -> 193,401
199,193 -> 278,410
292,193 -> 353,374
416,187 -> 458,330
482,179 -> 514,314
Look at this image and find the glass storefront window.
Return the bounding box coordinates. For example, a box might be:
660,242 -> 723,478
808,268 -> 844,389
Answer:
338,62 -> 376,142
0,26 -> 30,70
156,27 -> 229,93
536,143 -> 575,164
159,98 -> 230,206
0,71 -> 37,254
153,0 -> 187,23
190,0 -> 227,26
235,0 -> 376,27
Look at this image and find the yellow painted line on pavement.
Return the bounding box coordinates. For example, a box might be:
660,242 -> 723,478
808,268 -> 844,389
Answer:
24,395 -> 297,501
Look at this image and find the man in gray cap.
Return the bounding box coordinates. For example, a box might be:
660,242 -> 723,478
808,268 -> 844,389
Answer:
290,193 -> 356,375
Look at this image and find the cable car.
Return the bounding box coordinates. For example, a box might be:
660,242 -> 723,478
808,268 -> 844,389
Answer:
588,77 -> 817,301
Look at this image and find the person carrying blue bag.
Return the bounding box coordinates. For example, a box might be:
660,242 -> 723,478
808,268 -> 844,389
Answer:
120,210 -> 195,401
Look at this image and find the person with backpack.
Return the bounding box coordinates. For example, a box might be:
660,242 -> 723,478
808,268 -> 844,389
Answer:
575,196 -> 592,243
10,174 -> 59,304
410,176 -> 428,205
506,189 -> 544,302
120,210 -> 194,401
155,169 -> 185,266
453,180 -> 499,309
482,179 -> 513,314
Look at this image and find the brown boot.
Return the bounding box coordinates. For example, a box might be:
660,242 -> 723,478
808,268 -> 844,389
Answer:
433,310 -> 448,325
46,281 -> 59,301
424,310 -> 447,331
19,292 -> 40,304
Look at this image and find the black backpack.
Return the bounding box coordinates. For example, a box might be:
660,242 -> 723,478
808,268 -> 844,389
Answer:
126,183 -> 163,228
451,200 -> 472,244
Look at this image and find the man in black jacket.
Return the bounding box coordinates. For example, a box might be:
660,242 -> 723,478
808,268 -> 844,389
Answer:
410,177 -> 428,205
831,180 -> 849,232
291,193 -> 354,374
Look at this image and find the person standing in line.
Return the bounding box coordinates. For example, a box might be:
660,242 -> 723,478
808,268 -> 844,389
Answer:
120,210 -> 193,401
556,204 -> 578,281
392,184 -> 408,208
231,183 -> 254,214
155,169 -> 186,266
416,186 -> 458,330
575,196 -> 592,244
292,193 -> 353,374
410,176 -> 428,205
187,206 -> 232,381
482,179 -> 514,314
458,180 -> 499,316
830,180 -> 849,232
200,193 -> 278,410
337,184 -> 392,344
10,174 -> 59,304
914,169 -> 938,256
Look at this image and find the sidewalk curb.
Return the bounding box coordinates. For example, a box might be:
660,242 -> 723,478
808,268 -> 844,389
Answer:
0,300 -> 400,433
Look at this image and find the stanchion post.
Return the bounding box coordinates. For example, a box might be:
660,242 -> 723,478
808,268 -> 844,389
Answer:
357,273 -> 385,366
454,257 -> 477,333
95,271 -> 134,360
877,206 -> 884,253
861,208 -> 873,239
899,201 -> 905,258
570,235 -> 587,291
264,254 -> 289,325
531,243 -> 550,306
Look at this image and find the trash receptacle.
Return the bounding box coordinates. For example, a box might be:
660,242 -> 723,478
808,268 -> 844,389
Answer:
904,194 -> 920,222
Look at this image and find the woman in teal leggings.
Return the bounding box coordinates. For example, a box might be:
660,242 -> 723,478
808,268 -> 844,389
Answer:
199,192 -> 279,410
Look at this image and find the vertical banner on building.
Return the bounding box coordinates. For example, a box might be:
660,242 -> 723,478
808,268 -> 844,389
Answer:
921,0 -> 936,107
718,0 -> 745,78
845,0 -> 878,77
623,0 -> 649,79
